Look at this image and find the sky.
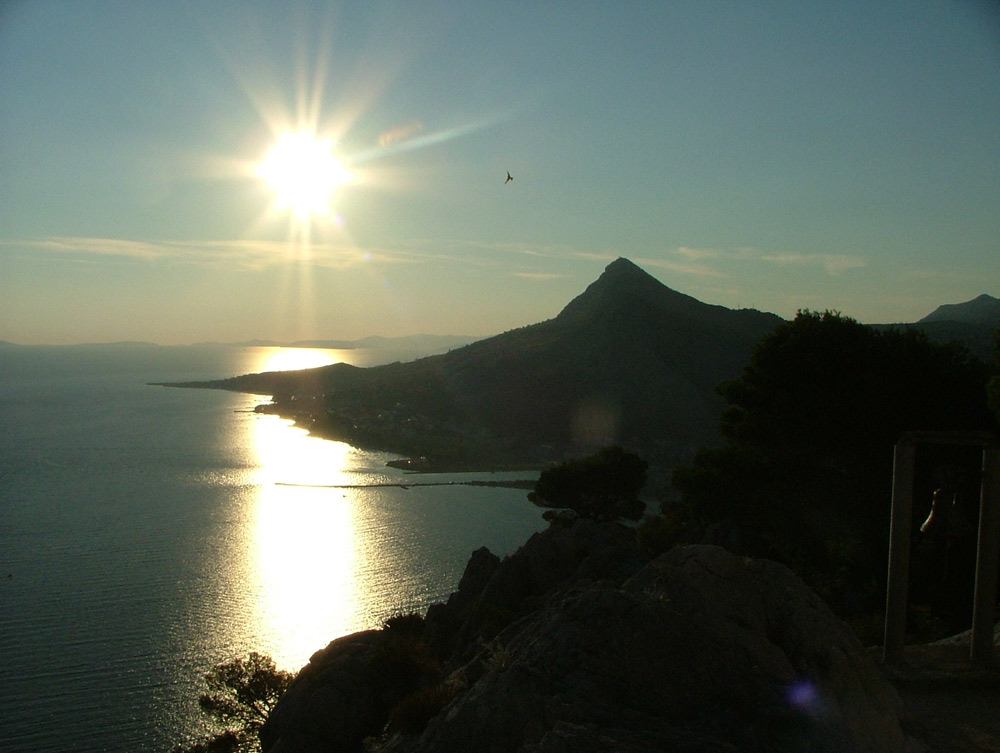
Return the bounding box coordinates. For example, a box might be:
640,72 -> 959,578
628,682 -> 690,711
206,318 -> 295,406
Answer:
1,0 -> 998,345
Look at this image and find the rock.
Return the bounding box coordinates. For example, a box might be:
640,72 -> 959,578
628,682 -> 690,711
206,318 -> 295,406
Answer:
262,526 -> 906,753
627,546 -> 905,753
261,625 -> 439,753
427,519 -> 646,670
424,546 -> 499,657
455,546 -> 501,597
377,545 -> 905,753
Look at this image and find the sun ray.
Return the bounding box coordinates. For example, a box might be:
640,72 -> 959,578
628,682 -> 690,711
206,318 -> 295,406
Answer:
192,16 -> 526,346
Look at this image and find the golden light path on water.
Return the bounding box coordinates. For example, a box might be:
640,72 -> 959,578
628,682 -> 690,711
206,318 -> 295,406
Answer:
243,348 -> 370,669
193,345 -> 543,676
249,346 -> 344,373
250,420 -> 363,668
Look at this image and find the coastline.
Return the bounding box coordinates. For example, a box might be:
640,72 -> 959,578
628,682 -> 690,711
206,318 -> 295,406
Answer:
275,478 -> 536,490
153,380 -> 548,474
249,399 -> 552,476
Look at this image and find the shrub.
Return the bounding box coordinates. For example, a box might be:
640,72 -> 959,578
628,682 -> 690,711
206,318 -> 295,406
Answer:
529,445 -> 648,522
173,652 -> 294,753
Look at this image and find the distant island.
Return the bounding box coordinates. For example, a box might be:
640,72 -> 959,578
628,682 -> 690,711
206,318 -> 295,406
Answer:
161,259 -> 998,472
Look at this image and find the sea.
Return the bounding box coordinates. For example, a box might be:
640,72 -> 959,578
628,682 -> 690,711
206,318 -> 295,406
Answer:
0,342 -> 547,752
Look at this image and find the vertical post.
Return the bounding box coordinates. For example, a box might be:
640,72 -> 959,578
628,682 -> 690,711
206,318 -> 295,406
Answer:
884,440 -> 916,665
970,446 -> 1000,666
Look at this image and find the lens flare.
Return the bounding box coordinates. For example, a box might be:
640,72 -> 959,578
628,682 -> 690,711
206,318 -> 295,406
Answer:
785,678 -> 828,717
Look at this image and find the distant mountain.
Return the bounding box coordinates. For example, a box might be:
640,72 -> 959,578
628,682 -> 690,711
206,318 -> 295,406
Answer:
876,293 -> 999,362
183,258 -> 783,468
919,293 -> 1000,326
230,334 -> 480,352
311,334 -> 481,352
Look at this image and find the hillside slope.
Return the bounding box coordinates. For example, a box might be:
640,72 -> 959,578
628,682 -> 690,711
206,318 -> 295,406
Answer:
193,259 -> 782,467
919,293 -> 1000,326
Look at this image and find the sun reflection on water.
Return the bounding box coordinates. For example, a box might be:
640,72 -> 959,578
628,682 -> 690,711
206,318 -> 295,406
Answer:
251,346 -> 342,373
224,345 -> 536,674
248,416 -> 370,670
224,346 -> 393,671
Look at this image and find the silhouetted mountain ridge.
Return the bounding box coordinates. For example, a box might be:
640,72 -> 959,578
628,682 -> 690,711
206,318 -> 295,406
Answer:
919,293 -> 1000,326
163,260 -> 999,468
181,258 -> 782,468
230,334 -> 480,352
872,293 -> 999,362
557,257 -> 707,322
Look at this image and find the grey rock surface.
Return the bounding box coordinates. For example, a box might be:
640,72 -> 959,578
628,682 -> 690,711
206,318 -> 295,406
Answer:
263,525 -> 905,753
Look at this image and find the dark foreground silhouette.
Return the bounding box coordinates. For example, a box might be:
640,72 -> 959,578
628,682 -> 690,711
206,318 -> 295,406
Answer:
260,520 -> 909,753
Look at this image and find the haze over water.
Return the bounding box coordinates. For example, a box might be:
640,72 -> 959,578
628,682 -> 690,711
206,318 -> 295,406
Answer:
0,344 -> 545,752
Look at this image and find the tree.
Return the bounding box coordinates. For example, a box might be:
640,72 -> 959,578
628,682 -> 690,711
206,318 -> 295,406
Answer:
174,652 -> 294,753
988,328 -> 1000,423
529,445 -> 648,522
672,311 -> 996,617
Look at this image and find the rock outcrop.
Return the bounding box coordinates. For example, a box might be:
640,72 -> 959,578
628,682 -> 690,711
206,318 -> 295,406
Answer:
260,629 -> 432,753
262,523 -> 905,753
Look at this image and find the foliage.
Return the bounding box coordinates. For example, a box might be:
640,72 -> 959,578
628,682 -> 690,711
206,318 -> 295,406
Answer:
635,503 -> 690,556
672,311 -> 996,617
989,328 -> 1000,423
388,684 -> 458,734
382,611 -> 426,635
375,611 -> 451,736
529,445 -> 648,522
173,652 -> 294,753
715,311 -> 991,454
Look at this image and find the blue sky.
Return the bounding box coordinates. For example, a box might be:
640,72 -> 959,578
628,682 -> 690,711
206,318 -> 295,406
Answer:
1,0 -> 998,344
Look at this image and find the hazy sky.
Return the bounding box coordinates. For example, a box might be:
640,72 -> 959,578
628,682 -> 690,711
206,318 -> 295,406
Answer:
2,1 -> 998,344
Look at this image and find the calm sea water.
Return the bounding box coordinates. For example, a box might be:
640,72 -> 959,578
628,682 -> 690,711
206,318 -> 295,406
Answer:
0,343 -> 545,752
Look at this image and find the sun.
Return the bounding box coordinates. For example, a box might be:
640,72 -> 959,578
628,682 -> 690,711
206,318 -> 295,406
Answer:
256,131 -> 352,219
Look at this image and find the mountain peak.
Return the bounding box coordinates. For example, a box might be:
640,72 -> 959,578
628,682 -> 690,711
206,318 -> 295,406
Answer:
919,293 -> 1000,326
598,257 -> 664,288
194,257 -> 784,467
556,257 -> 703,322
603,256 -> 648,276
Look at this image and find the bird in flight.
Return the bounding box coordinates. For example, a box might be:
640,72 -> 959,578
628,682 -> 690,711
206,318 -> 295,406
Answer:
505,171 -> 513,184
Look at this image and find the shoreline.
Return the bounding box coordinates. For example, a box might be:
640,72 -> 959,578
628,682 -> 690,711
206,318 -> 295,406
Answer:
383,456 -> 545,475
154,381 -> 553,474
276,478 -> 536,490
255,403 -> 550,476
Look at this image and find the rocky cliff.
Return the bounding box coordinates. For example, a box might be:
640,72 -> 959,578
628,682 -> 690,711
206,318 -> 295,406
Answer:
261,521 -> 905,753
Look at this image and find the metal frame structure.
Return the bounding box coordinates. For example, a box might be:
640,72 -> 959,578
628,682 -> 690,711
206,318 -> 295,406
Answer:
883,431 -> 1000,666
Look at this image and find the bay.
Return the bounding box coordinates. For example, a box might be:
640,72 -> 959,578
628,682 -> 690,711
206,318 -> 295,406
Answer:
0,343 -> 545,752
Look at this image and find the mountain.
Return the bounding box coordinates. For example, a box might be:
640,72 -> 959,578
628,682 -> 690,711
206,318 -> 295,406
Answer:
878,293 -> 999,362
184,258 -> 782,468
917,294 -> 999,362
919,293 -> 1000,326
230,334 -> 480,352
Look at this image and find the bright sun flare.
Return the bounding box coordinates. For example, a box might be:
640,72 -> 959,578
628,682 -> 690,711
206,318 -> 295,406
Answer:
256,131 -> 352,218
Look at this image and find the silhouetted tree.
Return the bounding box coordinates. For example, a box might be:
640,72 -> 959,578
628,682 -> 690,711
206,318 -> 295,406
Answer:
529,445 -> 648,522
672,311 -> 995,617
173,652 -> 294,753
989,328 -> 1000,423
